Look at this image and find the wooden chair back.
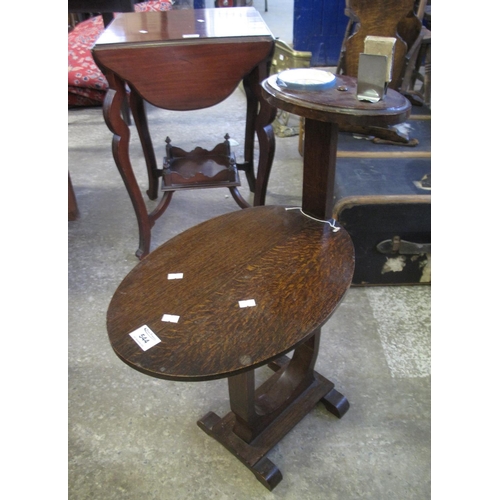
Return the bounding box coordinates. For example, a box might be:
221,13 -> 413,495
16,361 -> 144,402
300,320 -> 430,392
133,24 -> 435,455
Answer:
340,0 -> 419,89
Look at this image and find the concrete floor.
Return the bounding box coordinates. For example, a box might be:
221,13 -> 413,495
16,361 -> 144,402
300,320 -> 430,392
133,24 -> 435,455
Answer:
68,2 -> 430,499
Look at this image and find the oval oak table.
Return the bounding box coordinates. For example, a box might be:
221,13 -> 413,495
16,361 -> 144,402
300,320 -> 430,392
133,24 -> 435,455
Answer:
255,74 -> 412,219
107,205 -> 355,490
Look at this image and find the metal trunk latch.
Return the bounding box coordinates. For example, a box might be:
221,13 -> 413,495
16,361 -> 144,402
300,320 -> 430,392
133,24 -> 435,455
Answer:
376,236 -> 431,255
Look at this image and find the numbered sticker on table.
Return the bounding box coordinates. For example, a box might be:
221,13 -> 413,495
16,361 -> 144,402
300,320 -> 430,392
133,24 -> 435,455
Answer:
167,273 -> 183,280
239,299 -> 256,308
129,325 -> 161,351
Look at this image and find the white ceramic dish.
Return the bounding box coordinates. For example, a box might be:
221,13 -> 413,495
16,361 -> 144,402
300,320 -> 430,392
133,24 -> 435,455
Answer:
276,68 -> 336,90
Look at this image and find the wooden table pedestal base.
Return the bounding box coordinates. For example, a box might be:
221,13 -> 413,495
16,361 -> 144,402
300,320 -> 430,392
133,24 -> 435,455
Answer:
197,331 -> 349,491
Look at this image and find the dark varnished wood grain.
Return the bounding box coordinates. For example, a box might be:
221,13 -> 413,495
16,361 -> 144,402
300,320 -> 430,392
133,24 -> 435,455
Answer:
95,7 -> 272,45
95,41 -> 274,111
106,205 -> 354,381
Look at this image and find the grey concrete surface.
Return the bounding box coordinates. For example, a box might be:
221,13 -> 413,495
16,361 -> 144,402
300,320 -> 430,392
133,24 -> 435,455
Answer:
68,2 -> 430,498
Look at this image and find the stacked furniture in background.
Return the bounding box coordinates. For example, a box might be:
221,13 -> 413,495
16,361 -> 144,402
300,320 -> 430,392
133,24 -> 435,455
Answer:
332,0 -> 431,285
332,104 -> 431,286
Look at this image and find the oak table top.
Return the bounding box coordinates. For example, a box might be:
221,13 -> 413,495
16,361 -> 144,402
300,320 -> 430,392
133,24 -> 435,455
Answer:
107,205 -> 354,382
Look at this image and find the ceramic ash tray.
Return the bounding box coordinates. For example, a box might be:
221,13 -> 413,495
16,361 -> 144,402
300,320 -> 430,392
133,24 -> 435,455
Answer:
276,68 -> 336,90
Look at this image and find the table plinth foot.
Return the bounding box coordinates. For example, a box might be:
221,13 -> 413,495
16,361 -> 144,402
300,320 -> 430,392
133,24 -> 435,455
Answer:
322,388 -> 350,418
197,370 -> 336,490
252,458 -> 283,491
197,411 -> 283,491
268,354 -> 349,418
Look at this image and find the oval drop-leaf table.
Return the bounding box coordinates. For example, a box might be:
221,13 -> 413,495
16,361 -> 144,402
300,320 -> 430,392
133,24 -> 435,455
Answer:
91,7 -> 276,260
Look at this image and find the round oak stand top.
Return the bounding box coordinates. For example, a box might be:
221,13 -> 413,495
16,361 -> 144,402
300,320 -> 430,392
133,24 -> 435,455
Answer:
107,206 -> 354,381
262,74 -> 411,128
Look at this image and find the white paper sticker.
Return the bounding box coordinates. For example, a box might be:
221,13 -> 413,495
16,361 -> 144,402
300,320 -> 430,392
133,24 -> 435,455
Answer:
168,273 -> 183,280
182,34 -> 200,38
129,325 -> 161,351
239,299 -> 256,308
162,314 -> 180,323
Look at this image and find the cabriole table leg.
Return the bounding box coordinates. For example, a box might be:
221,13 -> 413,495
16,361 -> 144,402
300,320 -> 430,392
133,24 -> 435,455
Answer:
103,73 -> 153,259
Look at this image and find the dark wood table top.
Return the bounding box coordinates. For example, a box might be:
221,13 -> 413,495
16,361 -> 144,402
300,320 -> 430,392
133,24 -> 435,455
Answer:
262,74 -> 411,128
93,6 -> 273,47
107,206 -> 354,381
92,7 -> 275,110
